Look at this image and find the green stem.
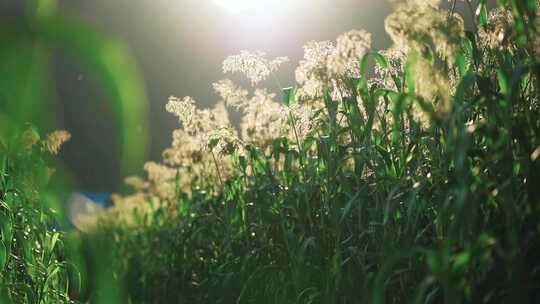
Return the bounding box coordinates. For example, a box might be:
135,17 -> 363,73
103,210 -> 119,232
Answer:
211,151 -> 224,186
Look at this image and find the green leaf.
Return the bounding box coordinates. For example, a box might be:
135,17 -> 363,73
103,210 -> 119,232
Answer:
372,52 -> 388,68
426,251 -> 439,274
454,73 -> 477,104
455,51 -> 467,77
49,231 -> 60,252
0,154 -> 6,176
498,69 -> 509,96
45,263 -> 61,285
464,31 -> 480,67
0,240 -> 7,272
238,154 -> 247,171
357,52 -> 388,94
0,213 -> 12,248
282,86 -> 297,107
43,191 -> 65,225
453,251 -> 470,271
19,232 -> 33,263
404,58 -> 416,95
476,2 -> 488,29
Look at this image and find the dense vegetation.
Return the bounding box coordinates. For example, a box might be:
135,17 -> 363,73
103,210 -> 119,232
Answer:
2,0 -> 540,303
0,129 -> 74,303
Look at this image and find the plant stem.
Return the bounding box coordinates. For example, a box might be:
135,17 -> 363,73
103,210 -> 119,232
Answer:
211,151 -> 224,186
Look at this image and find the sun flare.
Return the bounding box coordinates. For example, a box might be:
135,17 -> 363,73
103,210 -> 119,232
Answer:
212,0 -> 273,14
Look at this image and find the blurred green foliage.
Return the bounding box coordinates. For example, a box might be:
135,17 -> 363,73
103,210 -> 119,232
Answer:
1,0 -> 148,302
0,127 -> 75,303
0,0 -> 148,175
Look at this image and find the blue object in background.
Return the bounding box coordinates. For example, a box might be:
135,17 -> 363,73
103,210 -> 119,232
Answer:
50,192 -> 111,231
80,192 -> 112,208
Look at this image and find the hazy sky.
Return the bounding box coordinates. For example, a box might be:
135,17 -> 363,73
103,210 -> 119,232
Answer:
50,0 -> 397,191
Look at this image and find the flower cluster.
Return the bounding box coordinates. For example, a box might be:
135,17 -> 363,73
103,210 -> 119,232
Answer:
370,46 -> 408,90
144,161 -> 177,184
111,92 -> 239,205
477,8 -> 515,52
295,40 -> 336,99
329,29 -> 372,76
296,30 -> 372,100
222,51 -> 289,85
246,90 -> 290,147
106,193 -> 160,227
385,0 -> 464,61
41,130 -> 71,155
288,103 -> 318,144
212,79 -> 249,110
165,96 -> 198,132
411,55 -> 451,123
124,176 -> 149,191
205,126 -> 242,157
214,78 -> 303,149
142,162 -> 178,200
164,97 -> 237,183
19,127 -> 41,151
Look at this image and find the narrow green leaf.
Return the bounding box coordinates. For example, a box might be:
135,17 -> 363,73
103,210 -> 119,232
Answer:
453,251 -> 470,270
372,52 -> 388,69
454,73 -> 477,104
0,240 -> 6,272
50,231 -> 60,252
282,86 -> 297,107
498,69 -> 509,96
0,213 -> 12,248
404,58 -> 416,95
455,51 -> 467,77
476,2 -> 488,29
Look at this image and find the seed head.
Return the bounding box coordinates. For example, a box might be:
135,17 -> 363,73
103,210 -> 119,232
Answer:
125,176 -> 149,191
328,29 -> 372,76
385,0 -> 464,61
222,50 -> 289,85
41,130 -> 71,155
213,79 -> 249,110
144,161 -> 177,184
477,8 -> 515,51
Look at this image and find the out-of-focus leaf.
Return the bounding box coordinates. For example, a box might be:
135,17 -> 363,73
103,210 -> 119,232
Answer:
476,2 -> 488,29
0,240 -> 7,272
282,86 -> 297,107
357,52 -> 388,93
404,57 -> 416,95
498,69 -> 509,96
454,73 -> 477,104
0,213 -> 12,249
372,52 -> 388,69
455,51 -> 467,77
453,251 -> 470,271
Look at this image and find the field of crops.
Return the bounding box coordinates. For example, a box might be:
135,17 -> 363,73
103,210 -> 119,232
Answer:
1,0 -> 540,303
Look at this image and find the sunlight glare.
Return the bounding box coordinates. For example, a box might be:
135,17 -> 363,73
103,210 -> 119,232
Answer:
212,0 -> 274,14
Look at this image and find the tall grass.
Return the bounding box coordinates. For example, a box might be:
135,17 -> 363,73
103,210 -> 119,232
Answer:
0,0 -> 148,302
3,0 -> 540,303
0,128 -> 75,303
81,0 -> 540,303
